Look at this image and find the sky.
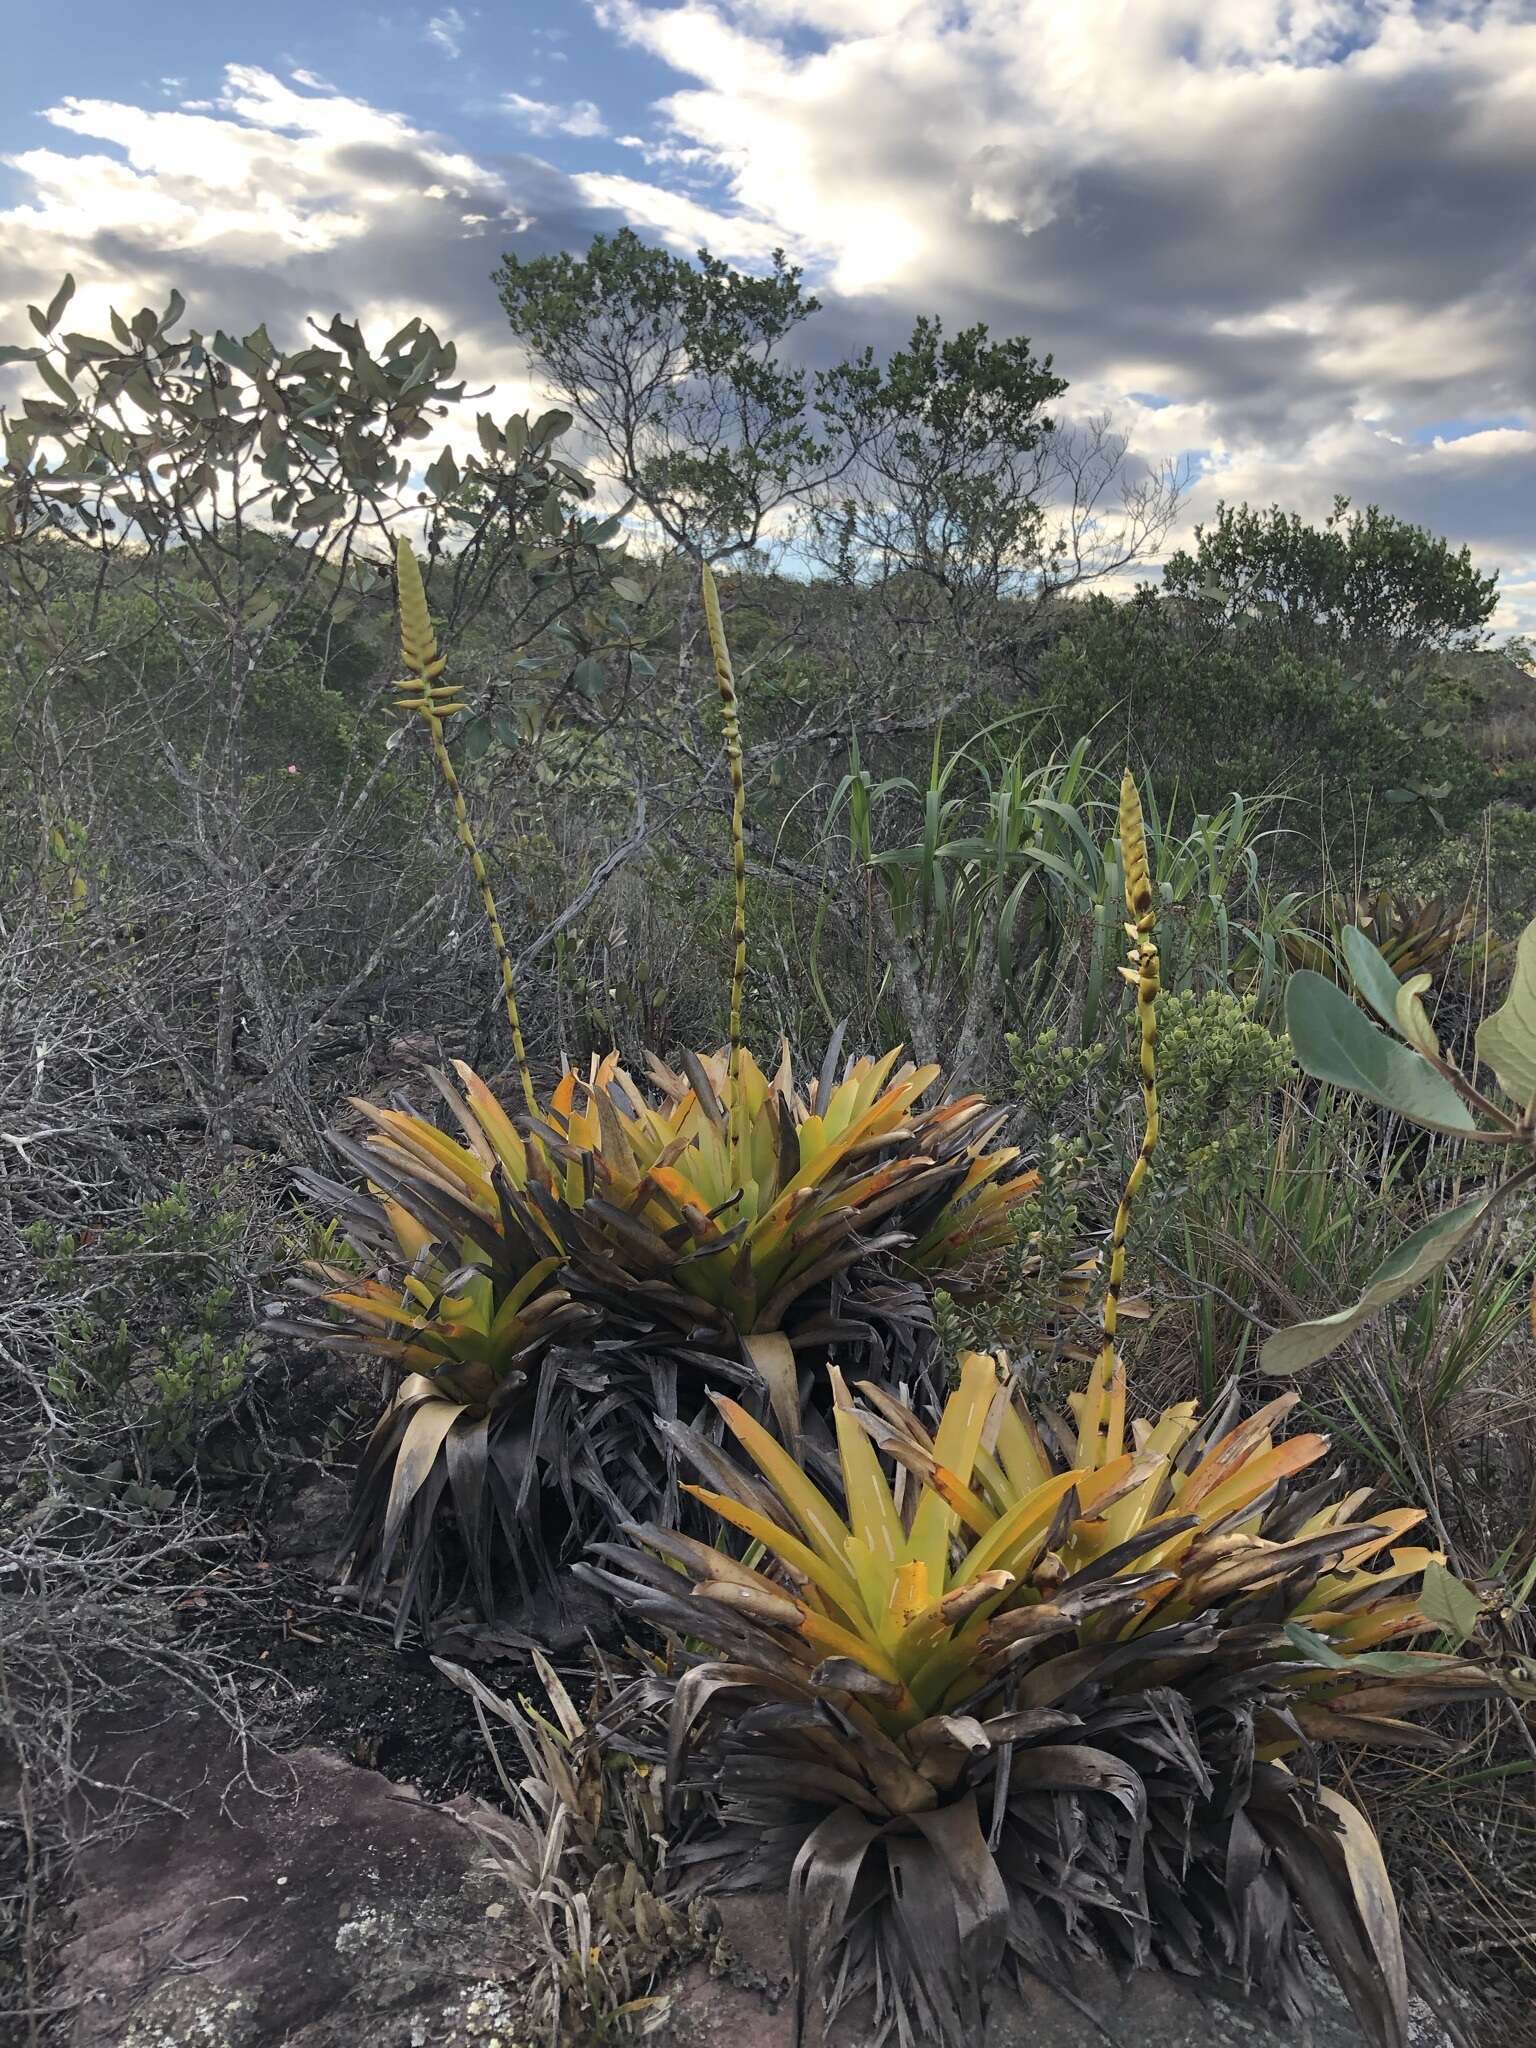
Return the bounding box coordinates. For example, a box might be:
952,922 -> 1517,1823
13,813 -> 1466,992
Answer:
3,0 -> 1534,631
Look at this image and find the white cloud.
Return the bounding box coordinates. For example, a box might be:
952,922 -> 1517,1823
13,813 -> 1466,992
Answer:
570,171 -> 784,262
585,0 -> 1536,626
0,66 -> 597,454
501,92 -> 609,140
426,9 -> 468,60
3,12 -> 1534,628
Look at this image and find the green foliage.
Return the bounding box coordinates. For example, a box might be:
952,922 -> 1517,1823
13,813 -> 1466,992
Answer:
826,729 -> 1303,1060
933,1129 -> 1092,1365
815,315 -> 1066,596
1149,989 -> 1293,1197
3,287 -> 469,544
1263,1196 -> 1493,1376
980,994 -> 1289,1370
28,1177 -> 258,1468
1285,968 -> 1476,1131
1477,911 -> 1536,1108
1266,914 -> 1536,1369
1007,1024 -> 1109,1119
495,229 -> 825,559
1374,800 -> 1536,932
1036,591 -> 1494,842
1285,888 -> 1491,996
1162,495 -> 1500,674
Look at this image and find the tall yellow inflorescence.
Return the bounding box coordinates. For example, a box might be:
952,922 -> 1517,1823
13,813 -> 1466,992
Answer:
393,537 -> 538,1118
701,560 -> 749,1180
1080,770 -> 1161,1469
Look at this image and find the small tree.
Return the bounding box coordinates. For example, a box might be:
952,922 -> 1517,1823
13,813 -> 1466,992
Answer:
0,278 -> 631,1149
1161,496 -> 1500,678
813,317 -> 1184,674
495,228 -> 831,564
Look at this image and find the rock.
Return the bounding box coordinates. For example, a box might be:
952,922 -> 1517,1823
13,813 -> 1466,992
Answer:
55,1713 -> 1447,2048
658,1893 -> 1376,2048
264,1474 -> 351,1566
61,1718 -> 534,2048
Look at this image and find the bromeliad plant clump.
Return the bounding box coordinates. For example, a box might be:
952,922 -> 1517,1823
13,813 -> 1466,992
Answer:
583,1354 -> 1493,2048
582,778 -> 1505,2048
282,1041 -> 1046,1632
280,548 -> 1054,1633
1285,888 -> 1491,994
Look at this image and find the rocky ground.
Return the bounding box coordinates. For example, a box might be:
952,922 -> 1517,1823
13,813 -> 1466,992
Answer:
56,1701 -> 1380,2048
0,1366 -> 1485,2048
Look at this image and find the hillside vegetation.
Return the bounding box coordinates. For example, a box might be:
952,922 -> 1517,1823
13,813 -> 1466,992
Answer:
2,250 -> 1535,2045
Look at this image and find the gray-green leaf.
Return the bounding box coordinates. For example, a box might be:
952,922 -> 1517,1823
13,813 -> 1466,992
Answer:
44,274 -> 77,332
1340,925 -> 1406,1034
1261,1195 -> 1490,1373
1418,1560 -> 1482,1647
1285,970 -> 1475,1133
1475,910 -> 1536,1111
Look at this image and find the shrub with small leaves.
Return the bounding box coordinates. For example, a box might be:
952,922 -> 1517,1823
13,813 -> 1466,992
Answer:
27,1175 -> 260,1472
1149,989 -> 1293,1198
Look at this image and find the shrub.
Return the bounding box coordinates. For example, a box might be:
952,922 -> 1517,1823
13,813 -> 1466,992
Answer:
26,1175 -> 259,1480
1036,593 -> 1493,847
1160,497 -> 1499,678
1150,989 -> 1293,1198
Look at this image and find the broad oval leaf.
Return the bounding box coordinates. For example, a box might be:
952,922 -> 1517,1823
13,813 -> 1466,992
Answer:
1340,925 -> 1405,1034
1476,909 -> 1536,1110
1261,1195 -> 1490,1374
1284,970 -> 1474,1133
530,406 -> 574,448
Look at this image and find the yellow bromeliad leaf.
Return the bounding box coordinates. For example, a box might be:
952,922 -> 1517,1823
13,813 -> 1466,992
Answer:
681,1482 -> 868,1627
750,1076 -> 937,1246
441,1268 -> 494,1335
352,1099 -> 487,1188
991,1398 -> 1054,1502
828,1367 -> 905,1569
381,1198 -> 436,1265
952,1468 -> 1083,1587
904,1351 -> 1004,1587
1175,1393 -> 1301,1512
489,1257 -> 565,1332
450,1062 -> 528,1181
1072,1351 -> 1127,1471
887,1559 -> 931,1635
712,1394 -> 853,1571
1182,1433 -> 1330,1527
